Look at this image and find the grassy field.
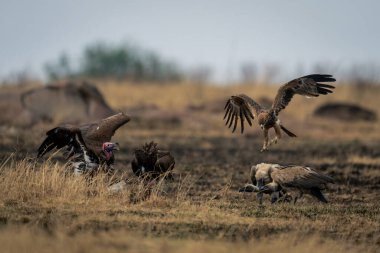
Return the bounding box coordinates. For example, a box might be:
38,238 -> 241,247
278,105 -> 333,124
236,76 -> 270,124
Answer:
0,80 -> 379,252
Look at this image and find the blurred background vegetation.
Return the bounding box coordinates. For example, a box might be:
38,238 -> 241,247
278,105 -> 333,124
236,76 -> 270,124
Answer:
2,39 -> 379,86
44,42 -> 182,82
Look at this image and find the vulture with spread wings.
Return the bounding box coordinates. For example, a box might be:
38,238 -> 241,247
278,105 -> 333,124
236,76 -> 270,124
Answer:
224,74 -> 336,151
37,113 -> 130,176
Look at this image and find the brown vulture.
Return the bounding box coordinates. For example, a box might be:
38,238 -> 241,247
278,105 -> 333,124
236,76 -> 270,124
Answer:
258,164 -> 334,204
239,163 -> 291,204
223,74 -> 336,151
131,141 -> 175,180
37,113 -> 130,175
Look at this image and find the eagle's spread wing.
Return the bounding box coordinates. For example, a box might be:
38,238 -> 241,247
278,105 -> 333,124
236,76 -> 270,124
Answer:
271,166 -> 334,189
223,94 -> 263,133
271,74 -> 336,115
81,112 -> 130,155
37,125 -> 82,158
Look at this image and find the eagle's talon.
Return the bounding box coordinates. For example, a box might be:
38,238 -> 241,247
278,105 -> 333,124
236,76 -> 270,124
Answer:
269,137 -> 278,145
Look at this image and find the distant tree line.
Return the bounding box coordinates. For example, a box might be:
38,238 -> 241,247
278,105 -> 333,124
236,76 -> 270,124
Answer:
6,41 -> 380,85
44,42 -> 183,82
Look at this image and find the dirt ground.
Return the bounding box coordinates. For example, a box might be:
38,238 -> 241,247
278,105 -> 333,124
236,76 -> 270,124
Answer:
0,82 -> 379,252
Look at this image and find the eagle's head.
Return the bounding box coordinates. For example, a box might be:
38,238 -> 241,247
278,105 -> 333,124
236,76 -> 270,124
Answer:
102,142 -> 119,160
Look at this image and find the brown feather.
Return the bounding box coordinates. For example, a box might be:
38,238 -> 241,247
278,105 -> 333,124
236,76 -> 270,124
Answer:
225,104 -> 233,125
131,141 -> 175,179
80,112 -> 130,155
37,113 -> 130,158
37,125 -> 81,158
271,166 -> 334,189
223,94 -> 262,133
271,74 -> 336,115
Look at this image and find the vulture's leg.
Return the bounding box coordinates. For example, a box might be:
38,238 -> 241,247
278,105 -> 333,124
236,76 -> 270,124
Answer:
276,190 -> 286,203
256,192 -> 264,205
261,129 -> 269,152
282,193 -> 293,203
270,191 -> 280,204
293,191 -> 303,204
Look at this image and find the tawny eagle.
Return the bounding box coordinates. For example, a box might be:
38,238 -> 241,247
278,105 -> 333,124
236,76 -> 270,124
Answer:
223,74 -> 336,151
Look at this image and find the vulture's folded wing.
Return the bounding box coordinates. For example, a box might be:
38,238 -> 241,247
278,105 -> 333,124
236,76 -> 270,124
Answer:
155,152 -> 175,173
271,166 -> 334,189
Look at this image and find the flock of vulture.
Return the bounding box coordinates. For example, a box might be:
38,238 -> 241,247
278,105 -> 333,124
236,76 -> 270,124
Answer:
37,74 -> 336,204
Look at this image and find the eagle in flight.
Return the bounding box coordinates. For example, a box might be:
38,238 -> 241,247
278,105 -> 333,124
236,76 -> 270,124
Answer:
223,74 -> 336,151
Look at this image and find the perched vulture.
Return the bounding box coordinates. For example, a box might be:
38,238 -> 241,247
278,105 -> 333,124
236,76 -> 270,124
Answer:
259,164 -> 334,204
239,163 -> 290,204
131,141 -> 175,180
223,74 -> 336,151
37,113 -> 130,175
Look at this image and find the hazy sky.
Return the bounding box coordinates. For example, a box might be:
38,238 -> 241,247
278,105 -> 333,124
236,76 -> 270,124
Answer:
0,0 -> 379,82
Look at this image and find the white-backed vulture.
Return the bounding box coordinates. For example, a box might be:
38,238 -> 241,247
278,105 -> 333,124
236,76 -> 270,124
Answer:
259,165 -> 334,203
239,163 -> 289,204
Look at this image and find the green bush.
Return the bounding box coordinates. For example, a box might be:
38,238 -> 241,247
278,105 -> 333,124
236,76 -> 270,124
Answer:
44,42 -> 183,82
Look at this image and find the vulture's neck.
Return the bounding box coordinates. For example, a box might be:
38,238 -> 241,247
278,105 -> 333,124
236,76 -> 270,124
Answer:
105,155 -> 115,166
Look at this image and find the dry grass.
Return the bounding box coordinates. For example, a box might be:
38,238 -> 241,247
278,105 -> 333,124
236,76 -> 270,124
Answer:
0,157 -> 379,252
1,80 -> 380,252
98,80 -> 380,115
348,155 -> 380,165
0,228 -> 368,253
95,80 -> 380,140
2,80 -> 380,140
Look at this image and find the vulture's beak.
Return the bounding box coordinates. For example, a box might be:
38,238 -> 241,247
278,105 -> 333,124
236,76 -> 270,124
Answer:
257,178 -> 265,190
102,142 -> 120,160
238,184 -> 259,192
260,124 -> 264,130
258,185 -> 270,193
